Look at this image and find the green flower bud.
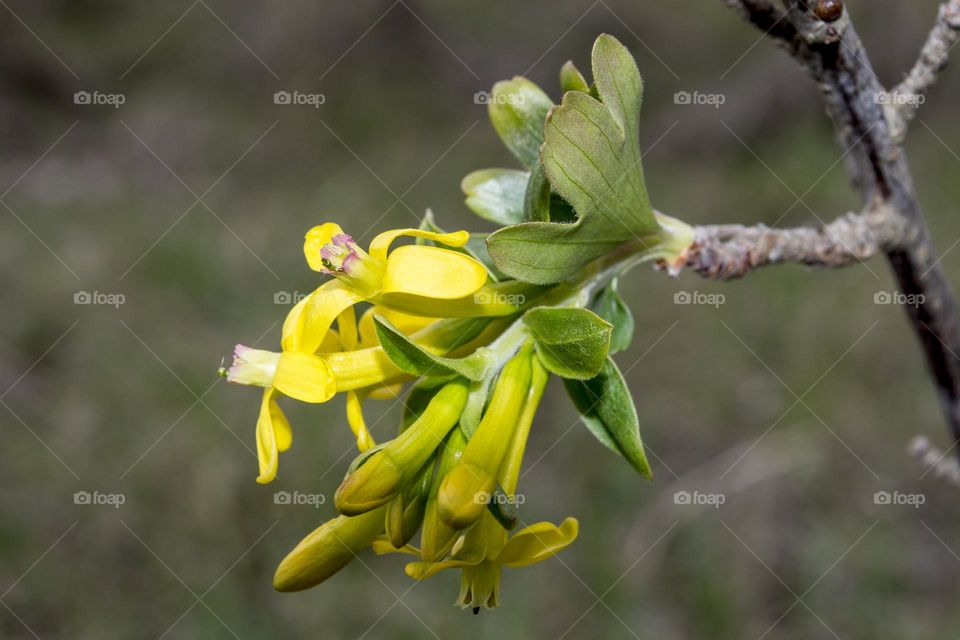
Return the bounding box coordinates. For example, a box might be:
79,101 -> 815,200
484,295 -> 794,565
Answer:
421,427 -> 468,561
438,346 -> 532,529
384,458 -> 433,548
335,379 -> 469,515
273,506 -> 386,592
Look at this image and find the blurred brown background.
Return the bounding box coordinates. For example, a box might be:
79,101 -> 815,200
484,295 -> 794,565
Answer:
2,1 -> 960,638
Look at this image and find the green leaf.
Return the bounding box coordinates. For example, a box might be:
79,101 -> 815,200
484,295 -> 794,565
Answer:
523,307 -> 612,379
464,234 -> 509,281
563,357 -> 652,478
523,162 -> 551,222
374,316 -> 493,381
462,168 -> 528,226
489,77 -> 554,170
592,277 -> 634,353
559,60 -> 590,94
487,34 -> 660,284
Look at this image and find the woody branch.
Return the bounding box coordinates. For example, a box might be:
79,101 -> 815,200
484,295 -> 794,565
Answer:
688,0 -> 960,449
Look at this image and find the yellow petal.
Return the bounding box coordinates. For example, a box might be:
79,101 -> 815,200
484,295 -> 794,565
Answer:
280,294 -> 310,351
368,227 -> 470,262
498,518 -> 579,568
346,390 -> 376,451
381,245 -> 488,300
337,305 -> 358,351
404,557 -> 477,580
282,297 -> 345,353
371,537 -> 420,557
283,281 -> 364,354
317,329 -> 345,353
303,222 -> 345,272
359,306 -> 436,346
255,388 -> 290,484
271,396 -> 293,453
272,352 -> 336,403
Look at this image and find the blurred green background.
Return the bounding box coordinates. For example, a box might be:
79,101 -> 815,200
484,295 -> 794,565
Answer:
3,0 -> 960,638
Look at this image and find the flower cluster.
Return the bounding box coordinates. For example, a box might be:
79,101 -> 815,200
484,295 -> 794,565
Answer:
227,223 -> 578,610
224,34 -> 695,611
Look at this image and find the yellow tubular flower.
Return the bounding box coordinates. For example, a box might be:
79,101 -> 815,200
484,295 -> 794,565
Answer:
335,379 -> 470,515
287,223 -> 512,355
273,505 -> 387,592
381,511 -> 579,611
437,345 -> 533,529
228,309 -> 507,483
228,306 -> 375,484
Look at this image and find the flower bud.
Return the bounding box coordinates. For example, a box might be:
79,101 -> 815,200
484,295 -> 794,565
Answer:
421,428 -> 468,560
384,493 -> 427,548
335,380 -> 469,515
334,452 -> 404,515
384,458 -> 433,547
438,346 -> 532,529
437,460 -> 497,529
273,506 -> 386,592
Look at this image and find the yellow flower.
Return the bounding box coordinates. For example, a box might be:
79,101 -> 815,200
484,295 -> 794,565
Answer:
226,344 -> 337,484
285,223 -> 518,355
227,308 -> 477,484
375,513 -> 579,611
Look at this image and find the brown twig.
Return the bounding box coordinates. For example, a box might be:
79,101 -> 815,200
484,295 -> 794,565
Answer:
712,0 -> 960,448
687,204 -> 904,279
888,0 -> 960,142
